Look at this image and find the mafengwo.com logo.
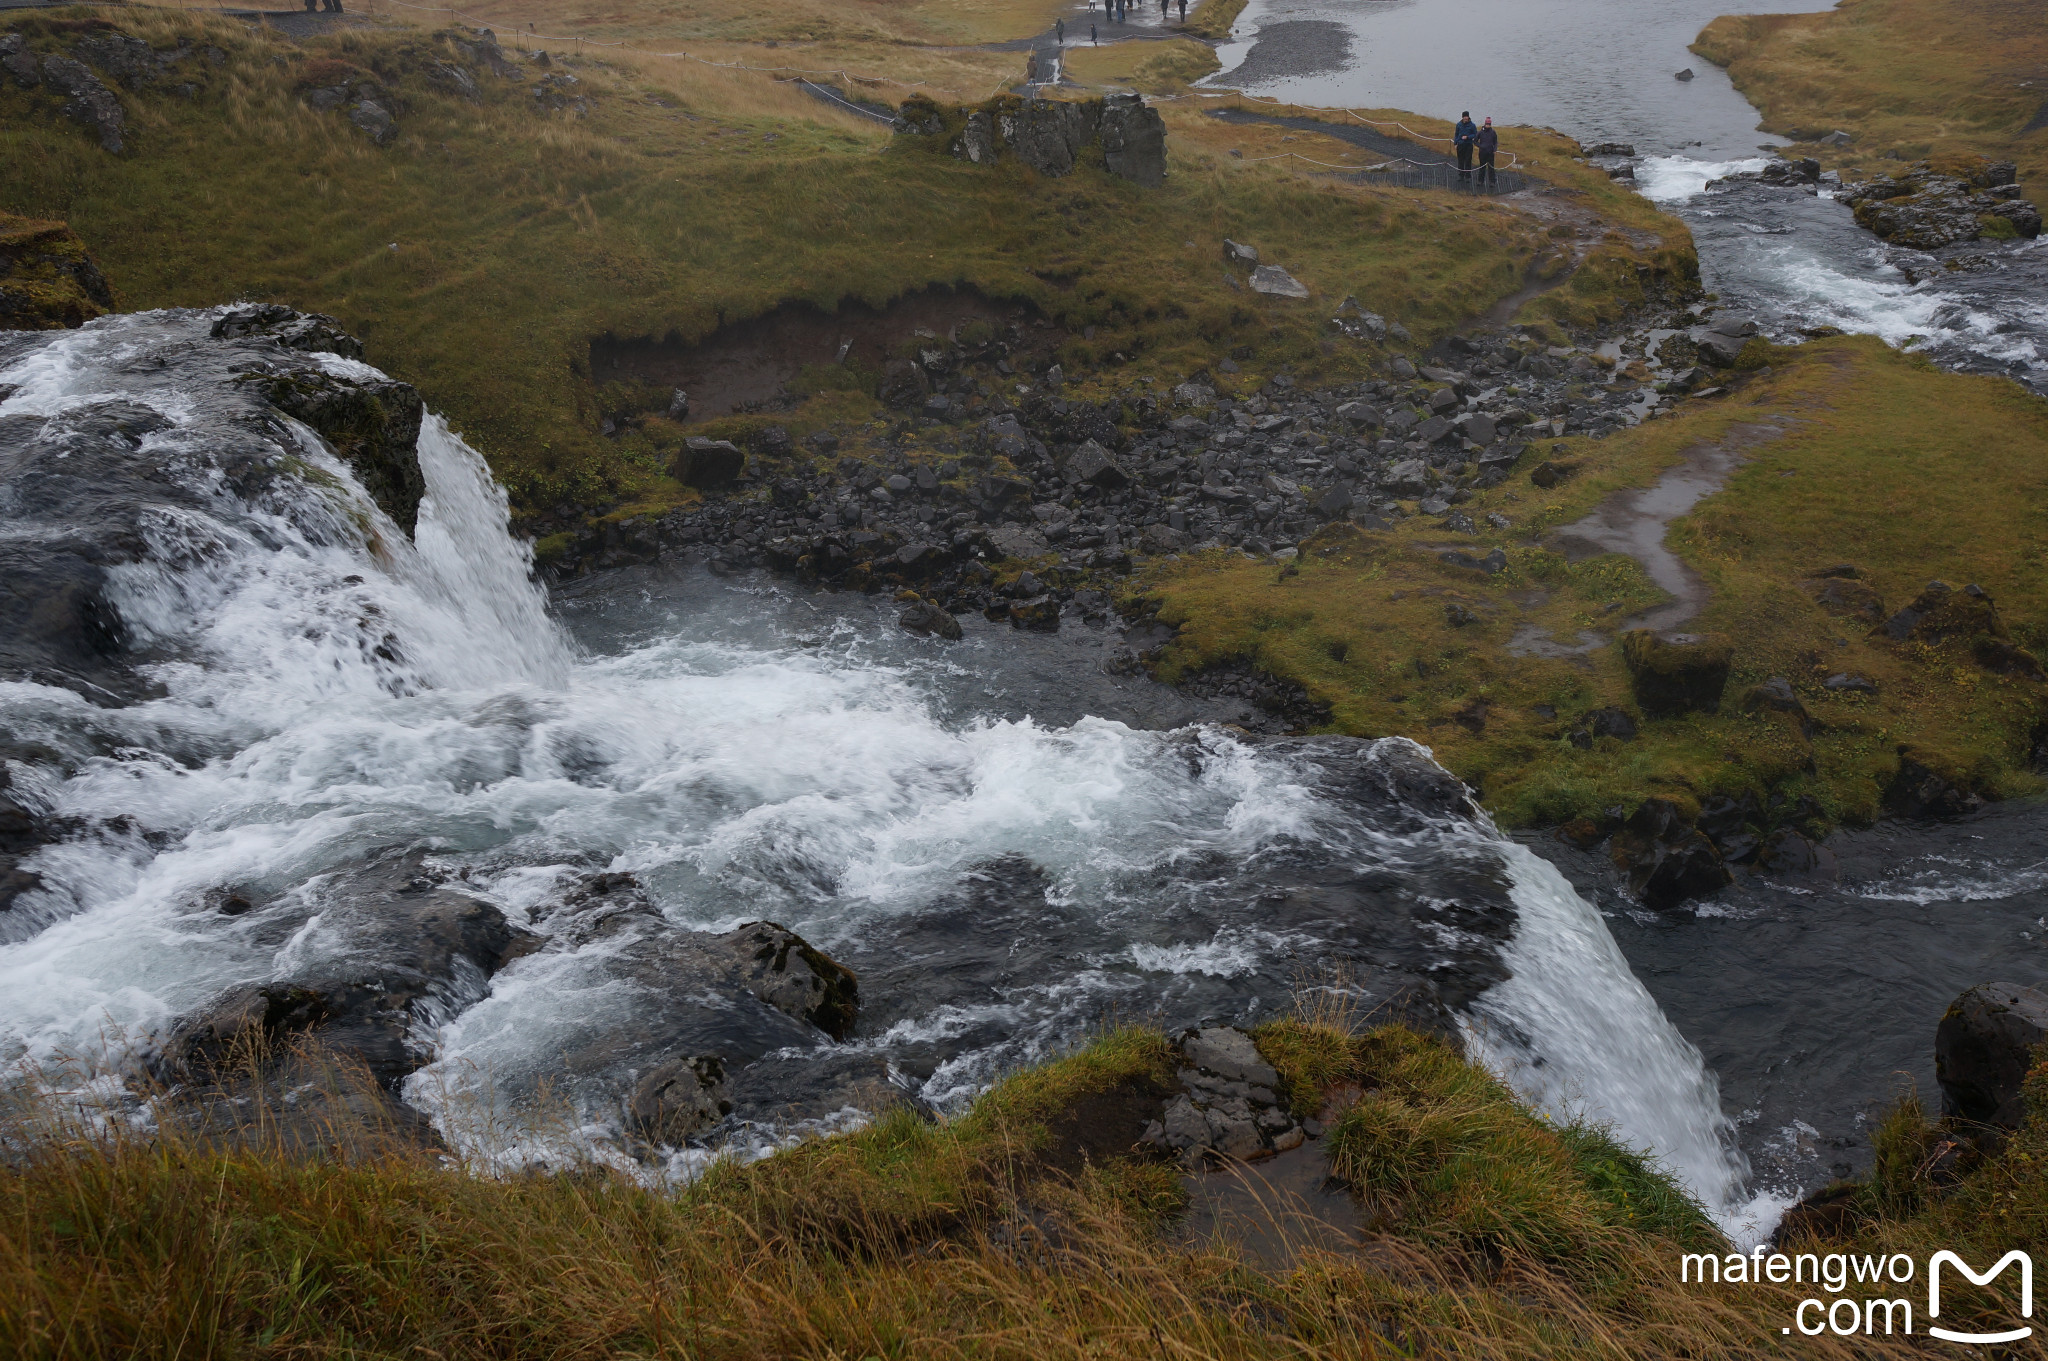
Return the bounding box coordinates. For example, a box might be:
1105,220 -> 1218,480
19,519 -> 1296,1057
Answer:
1680,1246 -> 2032,1342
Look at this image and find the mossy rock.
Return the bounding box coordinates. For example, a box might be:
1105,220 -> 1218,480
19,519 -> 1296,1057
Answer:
249,371 -> 427,536
0,212 -> 114,330
1620,629 -> 1732,717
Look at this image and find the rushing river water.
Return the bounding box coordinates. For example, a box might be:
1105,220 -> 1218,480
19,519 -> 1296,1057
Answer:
1206,0 -> 2048,391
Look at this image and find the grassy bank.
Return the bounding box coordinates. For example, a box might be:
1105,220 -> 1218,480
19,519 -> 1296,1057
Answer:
0,10 -> 1661,518
1135,336 -> 2048,828
0,1020 -> 1927,1359
1693,0 -> 2048,203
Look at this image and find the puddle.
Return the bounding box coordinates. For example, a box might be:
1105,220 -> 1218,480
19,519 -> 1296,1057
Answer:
1179,1138 -> 1361,1270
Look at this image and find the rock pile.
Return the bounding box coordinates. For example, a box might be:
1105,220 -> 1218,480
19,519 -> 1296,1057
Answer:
894,92 -> 1167,188
1838,161 -> 2040,248
1143,1026 -> 1311,1167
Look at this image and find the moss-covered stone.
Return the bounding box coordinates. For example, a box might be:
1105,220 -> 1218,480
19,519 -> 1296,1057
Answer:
0,211 -> 113,330
1620,630 -> 1732,717
250,371 -> 426,537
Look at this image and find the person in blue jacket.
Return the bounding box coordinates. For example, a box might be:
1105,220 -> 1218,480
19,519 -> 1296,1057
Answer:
1453,111 -> 1479,186
1475,116 -> 1499,190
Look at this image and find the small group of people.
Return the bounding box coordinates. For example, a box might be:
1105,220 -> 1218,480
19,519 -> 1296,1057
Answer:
1078,0 -> 1186,29
1452,111 -> 1500,190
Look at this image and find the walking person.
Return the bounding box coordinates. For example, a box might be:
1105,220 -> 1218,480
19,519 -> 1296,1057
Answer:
1453,111 -> 1478,188
1178,0 -> 1186,20
1090,22 -> 1097,42
1475,116 -> 1498,190
1057,17 -> 1065,43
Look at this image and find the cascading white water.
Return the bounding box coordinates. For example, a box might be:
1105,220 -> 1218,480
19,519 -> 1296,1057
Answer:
0,313 -> 1773,1234
1460,843 -> 1790,1246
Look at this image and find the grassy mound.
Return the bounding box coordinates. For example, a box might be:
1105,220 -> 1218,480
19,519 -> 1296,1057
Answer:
0,1021 -> 1925,1359
1133,335 -> 2048,828
1693,0 -> 2048,203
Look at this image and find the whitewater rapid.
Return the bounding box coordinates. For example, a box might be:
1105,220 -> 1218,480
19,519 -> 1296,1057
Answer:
0,312 -> 1765,1234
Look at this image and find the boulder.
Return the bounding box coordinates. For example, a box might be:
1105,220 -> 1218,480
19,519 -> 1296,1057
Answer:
1181,1026 -> 1281,1087
1936,982 -> 2048,1127
953,108 -> 998,165
1100,93 -> 1166,187
898,599 -> 962,640
1608,798 -> 1731,909
1697,330 -> 1749,367
1000,97 -> 1099,177
1007,594 -> 1061,631
1248,265 -> 1309,299
673,436 -> 746,489
1673,68 -> 1694,81
627,1056 -> 730,1144
1741,675 -> 1813,738
0,212 -> 114,330
347,98 -> 398,146
1620,630 -> 1731,717
1064,438 -> 1130,489
719,920 -> 861,1040
1223,238 -> 1260,265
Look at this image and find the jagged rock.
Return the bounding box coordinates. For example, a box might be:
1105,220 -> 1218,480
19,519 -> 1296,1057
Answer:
448,27 -> 521,79
1936,982 -> 2048,1127
1608,797 -> 1730,909
72,32 -> 166,90
1581,141 -> 1636,156
1620,630 -> 1730,717
673,436 -> 745,489
348,98 -> 398,145
1100,92 -> 1166,187
1007,594 -> 1061,631
899,599 -> 962,639
429,61 -> 480,100
254,369 -> 428,535
1001,97 -> 1099,178
41,54 -> 125,153
1876,579 -> 2003,646
1249,265 -> 1309,299
211,302 -> 365,359
0,212 -> 114,330
1064,438 -> 1129,489
1223,239 -> 1260,265
953,108 -> 997,165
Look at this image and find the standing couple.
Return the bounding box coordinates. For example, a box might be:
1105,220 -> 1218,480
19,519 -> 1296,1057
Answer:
1453,112 -> 1499,189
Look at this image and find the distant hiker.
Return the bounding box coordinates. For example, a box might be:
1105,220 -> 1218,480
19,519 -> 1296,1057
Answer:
1057,17 -> 1065,43
1453,110 -> 1478,186
1476,116 -> 1499,189
1091,22 -> 1098,42
1178,0 -> 1187,19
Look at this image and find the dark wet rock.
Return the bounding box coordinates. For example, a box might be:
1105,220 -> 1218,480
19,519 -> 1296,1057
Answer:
722,919 -> 861,1040
1936,982 -> 2048,1128
163,861 -> 538,1087
627,1056 -> 730,1144
1884,751 -> 1983,820
899,598 -> 962,639
1822,672 -> 1878,695
254,369 -> 428,535
1581,141 -> 1636,157
211,302 -> 365,360
1001,96 -> 1100,178
672,436 -> 746,489
1007,594 -> 1061,631
1843,163 -> 2042,246
41,54 -> 126,154
1608,797 -> 1731,910
1143,1026 -> 1298,1167
1876,579 -> 2000,644
1621,630 -> 1730,717
1772,1182 -> 1865,1247
0,212 -> 114,330
1063,438 -> 1129,489
1754,826 -> 1831,878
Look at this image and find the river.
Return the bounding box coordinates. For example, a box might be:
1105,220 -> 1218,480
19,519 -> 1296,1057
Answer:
1205,0 -> 2048,392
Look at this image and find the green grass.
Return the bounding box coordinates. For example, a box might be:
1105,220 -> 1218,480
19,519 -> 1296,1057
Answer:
1134,335 -> 2048,829
1061,37 -> 1223,93
1693,0 -> 2048,207
0,10 -> 1622,521
1,1020 -> 1922,1360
